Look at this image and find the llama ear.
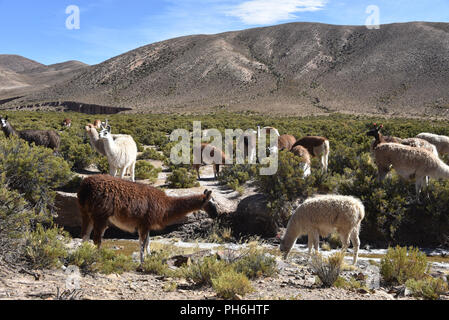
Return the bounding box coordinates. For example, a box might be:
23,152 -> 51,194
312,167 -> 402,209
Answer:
204,190 -> 212,200
204,189 -> 209,195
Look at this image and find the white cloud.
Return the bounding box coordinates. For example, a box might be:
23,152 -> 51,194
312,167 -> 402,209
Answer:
226,0 -> 327,25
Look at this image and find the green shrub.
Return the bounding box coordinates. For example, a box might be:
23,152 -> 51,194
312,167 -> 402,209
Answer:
68,242 -> 136,275
141,250 -> 176,277
218,164 -> 257,192
94,155 -> 110,174
60,133 -> 95,170
0,138 -> 73,214
405,277 -> 449,300
167,168 -> 200,189
135,160 -> 162,182
24,224 -> 69,269
309,252 -> 345,287
138,148 -> 166,161
212,270 -> 254,299
380,246 -> 428,285
232,245 -> 277,279
183,256 -> 230,286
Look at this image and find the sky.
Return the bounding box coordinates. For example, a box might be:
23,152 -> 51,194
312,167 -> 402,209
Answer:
0,0 -> 448,65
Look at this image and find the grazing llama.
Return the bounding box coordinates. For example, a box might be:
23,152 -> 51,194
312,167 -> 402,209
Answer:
416,132 -> 449,156
292,136 -> 330,173
280,195 -> 365,265
77,175 -> 218,263
99,123 -> 137,182
370,142 -> 449,195
193,143 -> 227,180
1,116 -> 60,151
290,145 -> 311,177
367,124 -> 438,156
278,134 -> 297,151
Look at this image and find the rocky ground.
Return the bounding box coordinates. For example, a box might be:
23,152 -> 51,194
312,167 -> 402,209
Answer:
1,157 -> 449,301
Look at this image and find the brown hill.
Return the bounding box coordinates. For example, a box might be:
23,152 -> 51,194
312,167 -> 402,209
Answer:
0,56 -> 88,99
2,22 -> 449,117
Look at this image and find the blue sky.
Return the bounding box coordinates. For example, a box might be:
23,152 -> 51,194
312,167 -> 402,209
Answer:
0,0 -> 447,65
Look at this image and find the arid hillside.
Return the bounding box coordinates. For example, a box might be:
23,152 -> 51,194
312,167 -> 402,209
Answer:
2,22 -> 449,117
0,55 -> 87,99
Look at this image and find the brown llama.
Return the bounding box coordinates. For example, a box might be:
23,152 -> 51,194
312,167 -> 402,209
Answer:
290,145 -> 311,177
62,118 -> 72,128
93,120 -> 102,129
278,134 -> 296,151
292,136 -> 330,172
192,143 -> 227,180
77,175 -> 218,264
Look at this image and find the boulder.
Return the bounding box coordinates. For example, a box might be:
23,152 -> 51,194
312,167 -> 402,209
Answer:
54,192 -> 81,228
232,194 -> 280,238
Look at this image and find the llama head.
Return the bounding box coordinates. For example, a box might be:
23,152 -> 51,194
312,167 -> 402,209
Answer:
1,116 -> 8,128
93,120 -> 102,129
99,123 -> 112,140
201,189 -> 218,218
62,119 -> 71,127
366,123 -> 383,138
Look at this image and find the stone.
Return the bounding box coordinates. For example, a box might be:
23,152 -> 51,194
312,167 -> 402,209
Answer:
232,194 -> 280,237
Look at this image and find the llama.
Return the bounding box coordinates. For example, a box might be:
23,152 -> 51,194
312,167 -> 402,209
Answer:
77,175 -> 219,264
280,195 -> 365,265
93,120 -> 102,129
367,124 -> 438,156
290,145 -> 311,177
371,142 -> 449,195
99,123 -> 137,182
193,143 -> 227,179
1,116 -> 60,151
367,124 -> 439,190
416,132 -> 449,156
292,136 -> 330,172
85,124 -> 133,156
278,134 -> 297,151
62,118 -> 72,128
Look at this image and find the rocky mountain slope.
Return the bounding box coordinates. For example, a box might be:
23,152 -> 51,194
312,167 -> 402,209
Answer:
0,55 -> 87,99
2,22 -> 449,117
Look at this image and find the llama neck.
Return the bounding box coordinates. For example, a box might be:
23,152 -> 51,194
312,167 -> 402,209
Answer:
282,213 -> 302,253
103,135 -> 118,156
373,132 -> 385,148
163,195 -> 206,225
2,124 -> 17,138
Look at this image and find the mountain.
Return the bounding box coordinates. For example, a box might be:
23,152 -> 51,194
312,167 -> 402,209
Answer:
0,55 -> 88,99
2,22 -> 449,117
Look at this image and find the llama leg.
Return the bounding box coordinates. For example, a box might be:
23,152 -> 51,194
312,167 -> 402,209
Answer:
313,231 -> 320,253
350,230 -> 361,265
109,166 -> 117,177
307,233 -> 313,256
120,166 -> 127,180
146,231 -> 151,256
138,227 -> 150,264
81,219 -> 93,242
92,219 -> 108,249
339,232 -> 350,257
80,209 -> 93,241
130,161 -> 136,182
